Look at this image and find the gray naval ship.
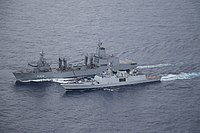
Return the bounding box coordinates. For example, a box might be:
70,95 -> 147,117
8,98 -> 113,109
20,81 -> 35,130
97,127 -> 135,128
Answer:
13,42 -> 137,82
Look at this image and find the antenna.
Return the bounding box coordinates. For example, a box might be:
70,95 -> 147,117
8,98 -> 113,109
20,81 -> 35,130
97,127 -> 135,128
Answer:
40,49 -> 44,57
98,40 -> 103,47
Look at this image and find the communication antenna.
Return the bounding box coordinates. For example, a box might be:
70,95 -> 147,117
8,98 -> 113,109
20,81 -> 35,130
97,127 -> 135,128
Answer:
98,40 -> 103,47
40,49 -> 44,57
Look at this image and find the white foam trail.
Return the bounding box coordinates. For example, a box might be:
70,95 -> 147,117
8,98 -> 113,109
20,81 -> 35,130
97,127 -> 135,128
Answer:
20,79 -> 52,83
51,78 -> 76,84
103,88 -> 116,91
161,72 -> 200,81
137,64 -> 172,69
20,78 -> 75,83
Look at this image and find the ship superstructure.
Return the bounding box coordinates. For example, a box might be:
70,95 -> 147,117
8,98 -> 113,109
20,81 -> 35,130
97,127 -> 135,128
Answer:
61,69 -> 161,90
13,42 -> 137,82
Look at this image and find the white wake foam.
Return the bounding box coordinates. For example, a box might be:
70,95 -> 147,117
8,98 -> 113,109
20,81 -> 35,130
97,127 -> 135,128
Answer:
161,72 -> 200,81
20,79 -> 52,83
20,78 -> 75,83
51,78 -> 76,84
137,64 -> 172,69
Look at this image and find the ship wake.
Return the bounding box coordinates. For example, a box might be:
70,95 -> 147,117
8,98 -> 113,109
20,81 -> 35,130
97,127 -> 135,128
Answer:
137,63 -> 172,69
161,72 -> 200,81
18,78 -> 75,83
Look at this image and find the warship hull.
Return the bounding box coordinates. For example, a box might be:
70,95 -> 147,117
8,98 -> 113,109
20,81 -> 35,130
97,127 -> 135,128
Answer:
61,75 -> 161,90
13,42 -> 137,82
13,66 -> 107,82
13,64 -> 136,82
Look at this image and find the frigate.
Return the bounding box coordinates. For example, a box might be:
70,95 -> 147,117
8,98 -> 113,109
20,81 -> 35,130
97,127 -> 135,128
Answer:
61,69 -> 161,90
13,41 -> 137,82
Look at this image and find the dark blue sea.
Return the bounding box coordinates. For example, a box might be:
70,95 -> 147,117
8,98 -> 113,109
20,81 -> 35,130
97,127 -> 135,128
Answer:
0,0 -> 200,132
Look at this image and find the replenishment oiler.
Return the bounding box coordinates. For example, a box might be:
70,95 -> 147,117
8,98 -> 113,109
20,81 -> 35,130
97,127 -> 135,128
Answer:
13,42 -> 137,82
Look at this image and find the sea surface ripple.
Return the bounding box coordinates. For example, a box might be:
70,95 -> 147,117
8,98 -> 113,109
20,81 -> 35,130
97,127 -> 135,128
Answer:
0,0 -> 200,132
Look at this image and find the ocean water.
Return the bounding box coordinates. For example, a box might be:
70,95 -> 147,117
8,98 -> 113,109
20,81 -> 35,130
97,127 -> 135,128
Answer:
0,0 -> 200,132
